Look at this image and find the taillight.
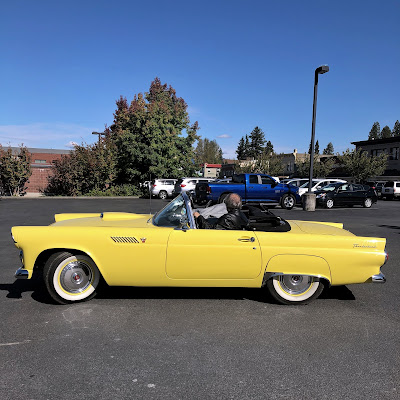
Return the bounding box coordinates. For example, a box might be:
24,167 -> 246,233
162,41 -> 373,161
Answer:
207,186 -> 211,194
384,251 -> 389,265
181,184 -> 186,187
152,184 -> 156,187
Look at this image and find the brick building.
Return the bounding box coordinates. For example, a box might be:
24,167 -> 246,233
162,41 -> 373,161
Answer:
10,147 -> 70,193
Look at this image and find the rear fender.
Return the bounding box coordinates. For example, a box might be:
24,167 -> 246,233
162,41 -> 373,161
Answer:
264,254 -> 332,283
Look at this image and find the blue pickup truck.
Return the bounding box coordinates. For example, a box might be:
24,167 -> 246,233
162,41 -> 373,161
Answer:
196,173 -> 301,209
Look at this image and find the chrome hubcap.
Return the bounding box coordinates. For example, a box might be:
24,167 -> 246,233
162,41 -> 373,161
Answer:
284,197 -> 294,207
278,275 -> 313,295
327,200 -> 333,207
365,199 -> 372,207
60,261 -> 92,293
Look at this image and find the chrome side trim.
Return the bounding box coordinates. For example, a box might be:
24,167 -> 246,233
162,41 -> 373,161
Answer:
15,268 -> 29,279
372,272 -> 386,283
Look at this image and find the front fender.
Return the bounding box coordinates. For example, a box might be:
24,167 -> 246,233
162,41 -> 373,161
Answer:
264,254 -> 332,283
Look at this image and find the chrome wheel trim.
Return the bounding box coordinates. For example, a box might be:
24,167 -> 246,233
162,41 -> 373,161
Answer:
272,275 -> 320,302
283,195 -> 295,208
326,199 -> 334,208
53,255 -> 99,301
159,191 -> 167,199
59,261 -> 92,293
364,198 -> 372,207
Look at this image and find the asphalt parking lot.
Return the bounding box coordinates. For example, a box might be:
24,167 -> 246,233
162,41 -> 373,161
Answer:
0,198 -> 399,400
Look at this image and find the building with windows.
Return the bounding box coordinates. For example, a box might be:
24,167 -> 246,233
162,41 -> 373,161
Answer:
9,147 -> 70,193
351,137 -> 400,176
201,163 -> 221,178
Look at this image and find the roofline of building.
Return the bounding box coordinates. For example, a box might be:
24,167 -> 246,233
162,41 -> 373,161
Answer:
352,137 -> 400,146
7,146 -> 71,154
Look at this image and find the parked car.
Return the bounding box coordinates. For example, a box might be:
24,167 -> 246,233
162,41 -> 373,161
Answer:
363,181 -> 386,198
173,177 -> 215,196
12,192 -> 387,305
315,183 -> 378,208
281,178 -> 309,187
199,173 -> 301,209
381,181 -> 400,200
150,179 -> 177,199
298,178 -> 347,197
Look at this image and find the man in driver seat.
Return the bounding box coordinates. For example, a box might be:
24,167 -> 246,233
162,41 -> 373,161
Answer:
193,193 -> 249,230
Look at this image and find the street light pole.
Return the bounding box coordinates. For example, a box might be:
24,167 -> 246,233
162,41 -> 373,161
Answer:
303,65 -> 329,211
92,131 -> 105,146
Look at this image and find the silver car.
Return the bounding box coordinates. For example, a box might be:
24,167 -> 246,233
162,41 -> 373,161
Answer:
150,179 -> 177,199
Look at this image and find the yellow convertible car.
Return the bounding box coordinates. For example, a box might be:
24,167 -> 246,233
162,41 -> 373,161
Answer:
12,193 -> 387,305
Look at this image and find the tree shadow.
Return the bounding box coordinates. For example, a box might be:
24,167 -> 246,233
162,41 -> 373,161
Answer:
378,225 -> 400,233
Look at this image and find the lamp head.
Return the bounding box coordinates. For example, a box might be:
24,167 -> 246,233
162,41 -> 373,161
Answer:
316,65 -> 329,74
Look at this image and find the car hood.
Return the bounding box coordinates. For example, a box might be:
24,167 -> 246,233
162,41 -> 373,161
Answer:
53,212 -> 155,228
289,220 -> 354,236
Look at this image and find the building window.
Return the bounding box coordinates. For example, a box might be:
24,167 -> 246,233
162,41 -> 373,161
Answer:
390,147 -> 399,160
34,159 -> 46,164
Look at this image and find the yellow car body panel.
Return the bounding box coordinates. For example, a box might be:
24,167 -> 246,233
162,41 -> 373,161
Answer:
12,209 -> 386,289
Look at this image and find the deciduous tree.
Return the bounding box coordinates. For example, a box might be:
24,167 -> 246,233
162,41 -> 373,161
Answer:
339,148 -> 387,182
0,144 -> 32,196
195,138 -> 223,165
296,155 -> 335,178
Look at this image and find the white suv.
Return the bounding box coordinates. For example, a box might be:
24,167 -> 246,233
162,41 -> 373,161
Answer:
150,179 -> 177,199
298,178 -> 347,197
173,177 -> 215,196
382,181 -> 400,200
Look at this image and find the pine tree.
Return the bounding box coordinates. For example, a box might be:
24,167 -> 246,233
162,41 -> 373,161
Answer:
380,125 -> 392,139
265,140 -> 274,154
248,126 -> 266,158
195,138 -> 223,164
368,122 -> 380,140
392,120 -> 400,137
244,135 -> 250,158
323,142 -> 334,155
308,139 -> 319,154
315,140 -> 320,154
236,137 -> 246,160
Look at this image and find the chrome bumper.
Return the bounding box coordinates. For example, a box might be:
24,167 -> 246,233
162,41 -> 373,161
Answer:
15,268 -> 29,279
371,272 -> 386,283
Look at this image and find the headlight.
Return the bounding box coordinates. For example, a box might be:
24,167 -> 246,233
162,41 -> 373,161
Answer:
316,193 -> 326,199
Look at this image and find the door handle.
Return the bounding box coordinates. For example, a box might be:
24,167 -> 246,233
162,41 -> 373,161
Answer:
238,237 -> 255,242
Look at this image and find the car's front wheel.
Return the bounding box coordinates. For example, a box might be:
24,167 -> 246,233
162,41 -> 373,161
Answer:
43,252 -> 100,305
281,194 -> 296,210
325,199 -> 334,209
363,197 -> 373,208
266,275 -> 324,305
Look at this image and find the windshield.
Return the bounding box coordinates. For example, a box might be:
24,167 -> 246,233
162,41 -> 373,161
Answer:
152,194 -> 189,227
300,180 -> 319,188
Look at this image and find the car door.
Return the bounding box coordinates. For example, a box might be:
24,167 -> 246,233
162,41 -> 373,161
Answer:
335,183 -> 351,205
350,184 -> 364,205
165,228 -> 262,280
246,174 -> 263,200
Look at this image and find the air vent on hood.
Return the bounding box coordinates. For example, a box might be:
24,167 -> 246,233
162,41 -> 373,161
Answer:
111,236 -> 139,244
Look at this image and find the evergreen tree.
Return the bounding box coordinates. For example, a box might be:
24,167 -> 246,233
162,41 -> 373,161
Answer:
323,142 -> 334,155
265,140 -> 274,154
392,120 -> 400,137
308,139 -> 319,154
236,137 -> 246,160
380,125 -> 392,139
368,122 -> 380,140
195,138 -> 223,165
315,140 -> 320,154
244,135 -> 250,158
248,126 -> 266,158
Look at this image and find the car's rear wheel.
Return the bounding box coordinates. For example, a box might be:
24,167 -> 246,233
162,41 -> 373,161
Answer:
363,198 -> 372,208
281,194 -> 296,210
158,190 -> 168,200
43,252 -> 100,305
325,199 -> 334,209
266,275 -> 324,305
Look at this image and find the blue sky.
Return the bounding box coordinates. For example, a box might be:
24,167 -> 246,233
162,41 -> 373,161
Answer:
1,0 -> 399,159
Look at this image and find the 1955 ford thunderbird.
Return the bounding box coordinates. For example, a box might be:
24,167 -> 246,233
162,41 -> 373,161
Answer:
12,193 -> 387,305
